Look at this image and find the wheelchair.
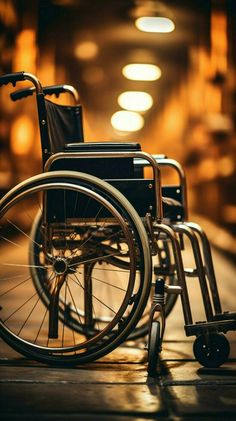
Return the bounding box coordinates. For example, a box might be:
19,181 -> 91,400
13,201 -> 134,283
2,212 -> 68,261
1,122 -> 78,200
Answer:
0,71 -> 235,376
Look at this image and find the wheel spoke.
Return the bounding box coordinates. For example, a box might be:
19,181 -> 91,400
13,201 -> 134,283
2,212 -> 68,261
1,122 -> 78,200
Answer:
68,251 -> 121,268
91,274 -> 127,292
5,217 -> 42,248
64,278 -> 85,328
0,275 -> 32,296
72,273 -> 118,315
3,290 -> 39,323
17,295 -> 41,335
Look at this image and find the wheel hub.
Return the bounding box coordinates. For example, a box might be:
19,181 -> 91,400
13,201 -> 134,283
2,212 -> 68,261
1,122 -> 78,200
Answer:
53,258 -> 68,275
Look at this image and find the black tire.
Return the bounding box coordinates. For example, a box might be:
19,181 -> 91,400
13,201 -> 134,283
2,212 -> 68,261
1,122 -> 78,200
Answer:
0,170 -> 151,365
147,320 -> 161,376
193,333 -> 230,368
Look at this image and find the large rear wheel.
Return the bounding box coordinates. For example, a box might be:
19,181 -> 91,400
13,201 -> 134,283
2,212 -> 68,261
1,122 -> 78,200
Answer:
0,171 -> 151,365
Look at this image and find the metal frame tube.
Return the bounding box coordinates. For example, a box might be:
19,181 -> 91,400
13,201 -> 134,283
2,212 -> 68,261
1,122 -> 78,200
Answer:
173,223 -> 214,322
24,72 -> 43,94
186,222 -> 222,315
154,223 -> 193,325
134,156 -> 188,220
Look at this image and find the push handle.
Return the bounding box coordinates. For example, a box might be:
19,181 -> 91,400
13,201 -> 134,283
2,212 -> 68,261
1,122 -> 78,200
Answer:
10,87 -> 35,101
44,85 -> 74,97
11,84 -> 79,103
0,71 -> 25,87
0,71 -> 43,93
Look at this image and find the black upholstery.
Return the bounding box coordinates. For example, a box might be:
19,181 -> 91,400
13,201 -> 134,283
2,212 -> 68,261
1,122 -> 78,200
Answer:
45,99 -> 84,153
64,142 -> 141,152
51,142 -> 141,179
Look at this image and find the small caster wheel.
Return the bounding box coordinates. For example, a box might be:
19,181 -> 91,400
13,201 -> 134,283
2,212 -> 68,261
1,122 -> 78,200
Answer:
148,320 -> 161,376
193,333 -> 230,368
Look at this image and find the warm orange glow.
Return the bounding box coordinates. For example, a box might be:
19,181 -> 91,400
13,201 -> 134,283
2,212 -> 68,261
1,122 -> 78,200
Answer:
82,66 -> 105,85
218,156 -> 235,177
13,29 -> 37,73
0,2 -> 17,26
37,54 -> 56,86
205,85 -> 222,113
198,159 -> 217,181
10,116 -> 34,155
223,205 -> 236,223
75,41 -> 99,60
211,10 -> 227,74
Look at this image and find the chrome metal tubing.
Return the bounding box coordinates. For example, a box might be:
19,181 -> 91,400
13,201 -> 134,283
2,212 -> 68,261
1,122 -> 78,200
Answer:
173,223 -> 214,322
156,158 -> 188,220
154,223 -> 193,325
165,285 -> 182,294
134,156 -> 188,220
186,221 -> 222,315
24,72 -> 44,94
62,84 -> 80,103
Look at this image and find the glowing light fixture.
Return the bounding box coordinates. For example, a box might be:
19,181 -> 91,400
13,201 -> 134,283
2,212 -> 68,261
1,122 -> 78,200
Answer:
135,17 -> 175,33
111,111 -> 144,132
118,91 -> 153,112
122,63 -> 161,81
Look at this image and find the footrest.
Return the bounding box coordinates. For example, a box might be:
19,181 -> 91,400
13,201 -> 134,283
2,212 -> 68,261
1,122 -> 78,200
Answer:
185,319 -> 236,337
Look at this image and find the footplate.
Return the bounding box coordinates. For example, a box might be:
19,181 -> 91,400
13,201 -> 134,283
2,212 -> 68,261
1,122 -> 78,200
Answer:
213,311 -> 236,321
185,319 -> 236,336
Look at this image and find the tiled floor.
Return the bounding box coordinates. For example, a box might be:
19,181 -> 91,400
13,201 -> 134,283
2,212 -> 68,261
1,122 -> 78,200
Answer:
1,247 -> 236,420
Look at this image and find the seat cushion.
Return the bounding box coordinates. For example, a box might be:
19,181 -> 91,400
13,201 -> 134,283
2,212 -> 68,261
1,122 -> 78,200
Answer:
64,142 -> 141,152
51,142 -> 141,179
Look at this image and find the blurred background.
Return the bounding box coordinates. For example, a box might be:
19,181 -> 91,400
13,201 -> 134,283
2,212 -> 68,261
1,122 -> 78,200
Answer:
0,0 -> 236,257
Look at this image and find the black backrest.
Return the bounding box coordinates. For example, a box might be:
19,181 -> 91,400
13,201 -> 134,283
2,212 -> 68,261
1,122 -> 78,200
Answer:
44,99 -> 84,153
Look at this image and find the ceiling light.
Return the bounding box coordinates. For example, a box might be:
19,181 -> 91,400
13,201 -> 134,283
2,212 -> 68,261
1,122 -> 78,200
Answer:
135,17 -> 175,33
118,91 -> 153,112
111,111 -> 144,132
122,63 -> 161,81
